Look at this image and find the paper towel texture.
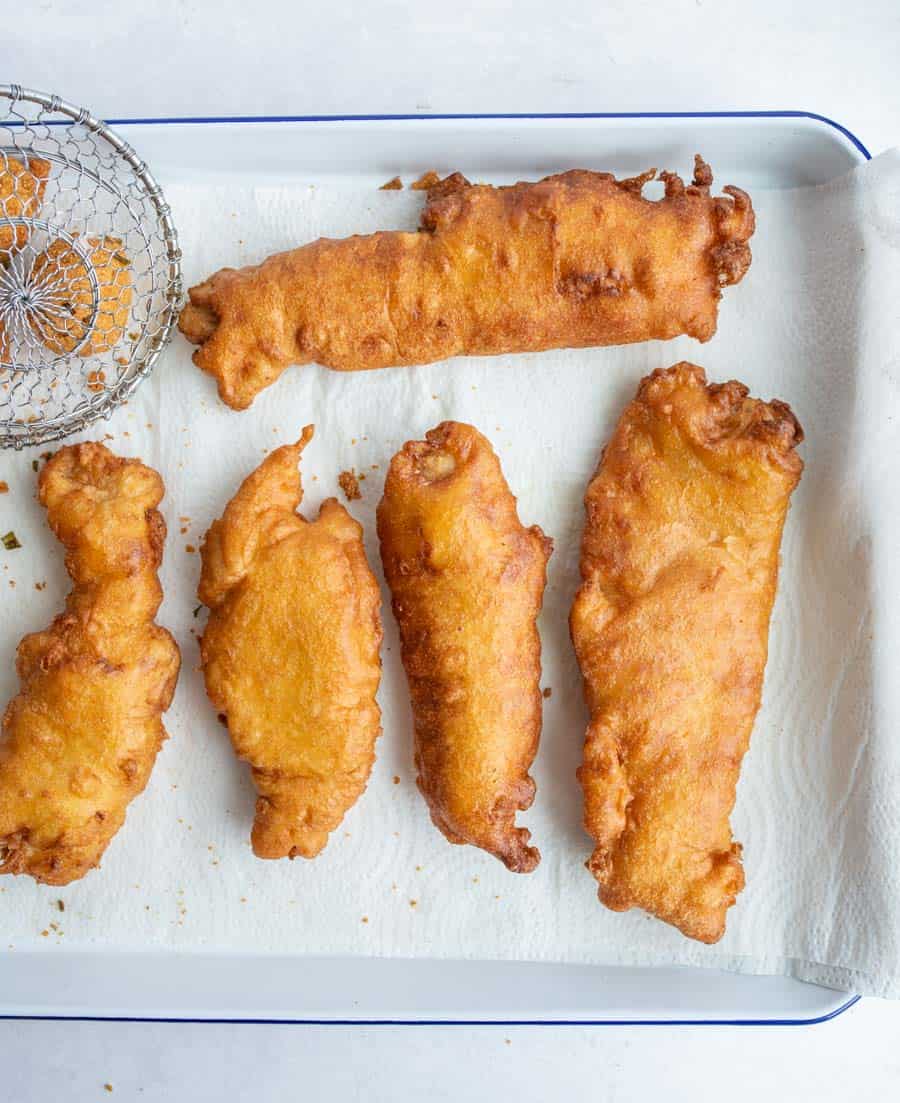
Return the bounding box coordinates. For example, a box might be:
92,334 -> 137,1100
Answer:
1,152 -> 898,997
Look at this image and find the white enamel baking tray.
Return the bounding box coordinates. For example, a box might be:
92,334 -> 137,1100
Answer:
0,111 -> 867,1025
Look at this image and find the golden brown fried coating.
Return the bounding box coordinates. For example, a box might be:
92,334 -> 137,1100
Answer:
179,157 -> 754,409
30,235 -> 133,357
199,428 -> 383,859
0,155 -> 50,251
570,363 -> 803,943
377,422 -> 552,872
0,444 -> 181,885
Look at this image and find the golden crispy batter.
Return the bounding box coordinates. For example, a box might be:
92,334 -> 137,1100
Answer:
0,444 -> 181,885
377,422 -> 552,872
30,235 -> 133,357
199,429 -> 383,859
570,363 -> 802,942
180,157 -> 754,409
0,155 -> 51,251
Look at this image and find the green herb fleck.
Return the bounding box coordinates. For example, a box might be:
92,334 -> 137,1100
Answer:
2,531 -> 21,550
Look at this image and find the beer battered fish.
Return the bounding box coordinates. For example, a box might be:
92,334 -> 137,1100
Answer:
199,428 -> 383,860
180,157 -> 754,409
0,443 -> 180,885
570,363 -> 803,943
377,422 -> 552,872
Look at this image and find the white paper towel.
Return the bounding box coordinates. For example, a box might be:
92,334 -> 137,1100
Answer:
1,151 -> 898,998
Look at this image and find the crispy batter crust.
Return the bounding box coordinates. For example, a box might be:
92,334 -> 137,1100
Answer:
199,429 -> 383,859
377,422 -> 552,872
180,157 -> 755,409
569,363 -> 802,942
0,444 -> 181,885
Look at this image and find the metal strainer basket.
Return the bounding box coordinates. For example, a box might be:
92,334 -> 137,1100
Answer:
0,84 -> 181,449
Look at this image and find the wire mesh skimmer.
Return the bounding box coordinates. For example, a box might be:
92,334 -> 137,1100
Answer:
0,85 -> 181,449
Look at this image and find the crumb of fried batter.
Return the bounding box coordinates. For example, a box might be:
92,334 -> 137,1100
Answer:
338,469 -> 362,501
380,176 -> 402,190
411,170 -> 441,190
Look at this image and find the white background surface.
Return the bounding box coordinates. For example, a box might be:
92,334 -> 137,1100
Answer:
3,0 -> 900,1099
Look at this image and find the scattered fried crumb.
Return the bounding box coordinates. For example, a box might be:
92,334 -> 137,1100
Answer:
0,481 -> 7,493
338,469 -> 362,501
361,915 -> 369,923
57,899 -> 65,912
114,356 -> 128,367
393,775 -> 400,785
34,581 -> 46,591
104,1084 -> 113,1093
411,170 -> 441,190
409,899 -> 417,908
40,929 -> 49,937
542,687 -> 552,699
380,176 -> 402,190
505,1038 -> 511,1045
185,544 -> 196,553
240,897 -> 247,904
472,876 -> 479,883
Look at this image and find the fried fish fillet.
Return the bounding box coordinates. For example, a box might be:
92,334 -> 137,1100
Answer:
179,157 -> 754,409
199,428 -> 383,859
377,422 -> 552,872
0,444 -> 181,885
0,154 -> 51,252
570,363 -> 803,942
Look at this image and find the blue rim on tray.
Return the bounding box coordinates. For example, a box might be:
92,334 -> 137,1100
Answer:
102,109 -> 872,162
